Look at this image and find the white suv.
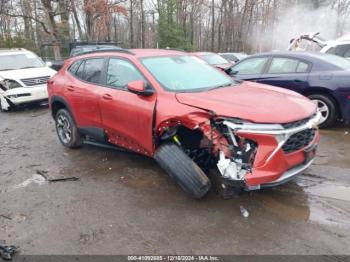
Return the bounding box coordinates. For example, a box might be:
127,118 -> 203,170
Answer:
0,48 -> 56,111
288,32 -> 350,60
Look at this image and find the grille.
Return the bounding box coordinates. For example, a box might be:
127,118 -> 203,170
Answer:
282,114 -> 315,129
21,76 -> 50,86
282,128 -> 316,154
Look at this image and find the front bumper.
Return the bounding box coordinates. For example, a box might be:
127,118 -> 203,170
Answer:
222,112 -> 321,189
1,84 -> 48,106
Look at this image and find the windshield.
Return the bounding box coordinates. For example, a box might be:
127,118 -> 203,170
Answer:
200,53 -> 230,65
142,55 -> 234,92
317,53 -> 350,69
0,53 -> 45,71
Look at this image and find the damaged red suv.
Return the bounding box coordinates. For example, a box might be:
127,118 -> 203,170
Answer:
48,49 -> 321,199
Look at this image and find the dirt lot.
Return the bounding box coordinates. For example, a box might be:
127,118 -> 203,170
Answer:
1,106 -> 350,255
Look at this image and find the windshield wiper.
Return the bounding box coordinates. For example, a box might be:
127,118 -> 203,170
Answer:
0,69 -> 14,71
18,66 -> 37,69
208,83 -> 232,90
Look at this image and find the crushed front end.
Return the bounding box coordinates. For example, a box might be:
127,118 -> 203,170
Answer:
211,112 -> 321,196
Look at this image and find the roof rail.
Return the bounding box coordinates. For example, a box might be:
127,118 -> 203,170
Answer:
72,48 -> 135,57
165,47 -> 187,52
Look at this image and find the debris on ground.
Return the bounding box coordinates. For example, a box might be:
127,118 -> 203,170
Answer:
240,205 -> 249,218
36,170 -> 48,180
14,174 -> 46,189
48,177 -> 79,183
345,131 -> 349,135
0,214 -> 11,220
35,170 -> 79,183
0,243 -> 18,260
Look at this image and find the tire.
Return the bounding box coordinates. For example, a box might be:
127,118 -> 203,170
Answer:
154,143 -> 211,199
0,98 -> 12,112
55,108 -> 83,148
308,94 -> 337,128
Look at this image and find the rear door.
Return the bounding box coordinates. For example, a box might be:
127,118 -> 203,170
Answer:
229,56 -> 270,81
256,56 -> 310,93
99,57 -> 156,155
64,58 -> 104,127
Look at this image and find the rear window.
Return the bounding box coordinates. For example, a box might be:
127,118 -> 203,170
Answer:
199,54 -> 230,65
317,53 -> 350,69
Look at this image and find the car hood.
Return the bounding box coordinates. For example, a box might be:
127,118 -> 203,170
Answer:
175,81 -> 317,124
0,67 -> 56,82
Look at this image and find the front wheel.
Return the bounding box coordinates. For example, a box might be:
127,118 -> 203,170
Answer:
55,109 -> 83,148
154,143 -> 211,199
308,94 -> 337,128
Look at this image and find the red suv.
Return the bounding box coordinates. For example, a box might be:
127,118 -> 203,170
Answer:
48,49 -> 321,199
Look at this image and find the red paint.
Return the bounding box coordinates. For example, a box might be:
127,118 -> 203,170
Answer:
48,49 -> 320,187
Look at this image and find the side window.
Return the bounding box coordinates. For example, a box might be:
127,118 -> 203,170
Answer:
68,60 -> 82,74
75,60 -> 85,79
82,58 -> 104,84
342,45 -> 350,58
333,45 -> 350,57
325,47 -> 336,55
232,57 -> 268,75
268,57 -> 309,74
106,58 -> 145,89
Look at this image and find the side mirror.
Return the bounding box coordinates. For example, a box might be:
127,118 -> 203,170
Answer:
127,80 -> 154,96
45,61 -> 53,68
229,70 -> 239,76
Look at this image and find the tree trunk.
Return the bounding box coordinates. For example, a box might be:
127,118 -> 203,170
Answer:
130,0 -> 134,48
41,0 -> 62,59
211,0 -> 215,51
71,0 -> 83,40
140,0 -> 145,48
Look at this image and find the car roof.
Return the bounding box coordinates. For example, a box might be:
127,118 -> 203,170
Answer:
219,52 -> 246,55
247,51 -> 336,60
0,48 -> 33,56
192,52 -> 216,56
69,48 -> 188,60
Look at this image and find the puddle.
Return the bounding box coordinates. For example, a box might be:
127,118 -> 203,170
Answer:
305,184 -> 350,202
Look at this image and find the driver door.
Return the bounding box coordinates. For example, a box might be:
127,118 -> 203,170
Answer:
99,57 -> 156,155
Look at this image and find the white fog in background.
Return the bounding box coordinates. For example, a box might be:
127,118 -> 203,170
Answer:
253,3 -> 350,52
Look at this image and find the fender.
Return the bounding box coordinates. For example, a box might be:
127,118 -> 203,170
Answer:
50,96 -> 73,119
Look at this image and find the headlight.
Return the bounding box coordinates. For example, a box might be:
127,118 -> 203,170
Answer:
2,79 -> 22,89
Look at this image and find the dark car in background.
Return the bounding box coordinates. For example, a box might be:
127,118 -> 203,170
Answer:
44,41 -> 121,71
192,52 -> 233,71
219,52 -> 248,63
228,52 -> 350,127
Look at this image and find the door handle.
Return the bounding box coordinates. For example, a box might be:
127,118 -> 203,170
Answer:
102,94 -> 113,100
67,85 -> 75,91
293,79 -> 303,83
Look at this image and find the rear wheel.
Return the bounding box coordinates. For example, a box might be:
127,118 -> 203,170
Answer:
308,94 -> 337,128
55,108 -> 83,148
154,142 -> 211,199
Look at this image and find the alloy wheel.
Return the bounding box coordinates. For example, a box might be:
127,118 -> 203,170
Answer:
312,99 -> 329,125
56,114 -> 72,144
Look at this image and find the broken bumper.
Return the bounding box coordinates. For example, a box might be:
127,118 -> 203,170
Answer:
0,84 -> 48,108
222,112 -> 321,190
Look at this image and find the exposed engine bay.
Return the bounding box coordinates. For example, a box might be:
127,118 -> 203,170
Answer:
158,111 -> 321,199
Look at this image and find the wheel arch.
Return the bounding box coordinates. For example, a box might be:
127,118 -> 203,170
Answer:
50,96 -> 74,119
